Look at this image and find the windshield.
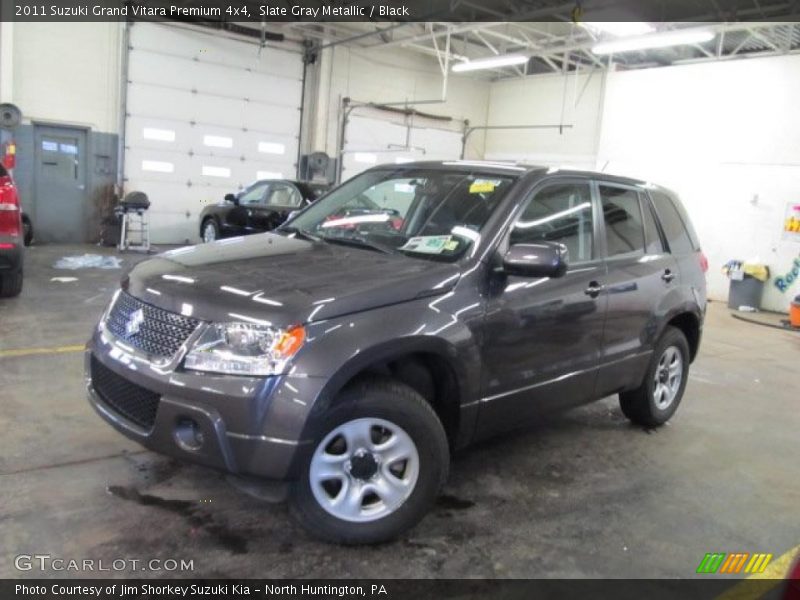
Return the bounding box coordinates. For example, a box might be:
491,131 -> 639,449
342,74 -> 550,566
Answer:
282,168 -> 516,261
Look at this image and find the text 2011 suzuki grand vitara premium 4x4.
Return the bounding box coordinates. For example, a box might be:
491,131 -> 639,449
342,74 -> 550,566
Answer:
87,162 -> 707,544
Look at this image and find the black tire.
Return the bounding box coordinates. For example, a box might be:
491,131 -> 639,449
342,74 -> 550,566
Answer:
289,377 -> 449,545
0,269 -> 23,298
22,216 -> 33,247
201,219 -> 219,243
619,326 -> 690,427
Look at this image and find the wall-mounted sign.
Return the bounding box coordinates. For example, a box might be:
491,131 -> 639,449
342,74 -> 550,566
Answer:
783,202 -> 800,242
774,255 -> 800,293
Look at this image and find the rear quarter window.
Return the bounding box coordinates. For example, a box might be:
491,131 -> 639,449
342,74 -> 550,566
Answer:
650,190 -> 698,254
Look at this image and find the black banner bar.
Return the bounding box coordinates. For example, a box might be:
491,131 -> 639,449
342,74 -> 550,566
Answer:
3,0 -> 800,23
1,578 -> 792,600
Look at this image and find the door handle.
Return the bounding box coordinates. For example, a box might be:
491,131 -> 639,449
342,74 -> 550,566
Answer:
662,269 -> 676,283
584,281 -> 604,298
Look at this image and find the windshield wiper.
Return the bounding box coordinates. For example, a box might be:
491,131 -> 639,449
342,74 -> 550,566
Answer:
277,226 -> 323,243
319,235 -> 396,255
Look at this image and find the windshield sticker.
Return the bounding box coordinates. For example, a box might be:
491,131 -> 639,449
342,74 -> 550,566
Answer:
401,235 -> 452,254
443,239 -> 459,251
470,179 -> 504,194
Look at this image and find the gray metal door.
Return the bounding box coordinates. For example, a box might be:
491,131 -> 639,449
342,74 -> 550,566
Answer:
34,125 -> 87,242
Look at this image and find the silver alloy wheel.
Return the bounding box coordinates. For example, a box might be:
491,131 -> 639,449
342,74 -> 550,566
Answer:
653,345 -> 683,410
309,417 -> 420,523
202,222 -> 217,243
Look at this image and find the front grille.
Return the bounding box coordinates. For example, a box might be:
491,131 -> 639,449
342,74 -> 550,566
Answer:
91,355 -> 160,429
106,291 -> 199,359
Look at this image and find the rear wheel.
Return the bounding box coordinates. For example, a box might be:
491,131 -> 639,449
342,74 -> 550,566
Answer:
0,269 -> 23,298
202,219 -> 219,243
289,377 -> 449,545
619,326 -> 690,427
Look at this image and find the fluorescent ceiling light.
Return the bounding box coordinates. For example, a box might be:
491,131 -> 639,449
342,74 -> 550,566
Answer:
586,22 -> 655,37
592,29 -> 715,54
452,54 -> 528,72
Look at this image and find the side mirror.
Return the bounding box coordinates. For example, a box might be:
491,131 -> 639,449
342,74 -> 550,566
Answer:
502,242 -> 568,278
286,210 -> 301,222
224,193 -> 239,205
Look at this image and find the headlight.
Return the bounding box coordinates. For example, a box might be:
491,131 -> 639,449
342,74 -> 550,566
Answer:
184,322 -> 305,376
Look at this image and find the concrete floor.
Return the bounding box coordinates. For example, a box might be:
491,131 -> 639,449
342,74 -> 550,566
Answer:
1,243 -> 798,579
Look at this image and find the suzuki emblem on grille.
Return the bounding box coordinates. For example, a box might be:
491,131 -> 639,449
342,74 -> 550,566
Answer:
125,308 -> 145,336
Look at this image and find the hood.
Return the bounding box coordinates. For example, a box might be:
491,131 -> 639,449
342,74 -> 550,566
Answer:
123,233 -> 461,327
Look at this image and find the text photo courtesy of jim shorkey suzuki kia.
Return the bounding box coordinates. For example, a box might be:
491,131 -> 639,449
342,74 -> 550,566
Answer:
14,584 -> 391,597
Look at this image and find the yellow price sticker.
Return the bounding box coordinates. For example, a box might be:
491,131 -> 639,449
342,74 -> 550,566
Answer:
469,181 -> 496,194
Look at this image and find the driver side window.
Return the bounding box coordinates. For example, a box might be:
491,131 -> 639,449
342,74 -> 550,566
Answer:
239,183 -> 268,205
510,182 -> 594,263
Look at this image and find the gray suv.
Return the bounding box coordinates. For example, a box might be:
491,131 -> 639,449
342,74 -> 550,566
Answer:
87,162 -> 707,544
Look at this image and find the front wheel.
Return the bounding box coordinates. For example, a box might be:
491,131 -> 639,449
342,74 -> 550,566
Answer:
289,377 -> 449,544
619,326 -> 690,427
201,219 -> 219,243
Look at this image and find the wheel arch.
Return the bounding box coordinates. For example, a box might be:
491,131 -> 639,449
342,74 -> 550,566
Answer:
306,337 -> 471,448
199,213 -> 221,237
665,310 -> 701,362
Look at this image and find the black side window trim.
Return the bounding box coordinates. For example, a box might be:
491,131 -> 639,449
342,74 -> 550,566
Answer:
641,192 -> 668,254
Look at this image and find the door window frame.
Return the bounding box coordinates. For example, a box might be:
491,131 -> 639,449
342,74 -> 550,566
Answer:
497,175 -> 604,270
592,179 -> 657,262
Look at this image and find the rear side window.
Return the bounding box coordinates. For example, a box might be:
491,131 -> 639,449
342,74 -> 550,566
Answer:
510,182 -> 594,263
641,197 -> 664,254
599,185 -> 645,258
651,191 -> 696,254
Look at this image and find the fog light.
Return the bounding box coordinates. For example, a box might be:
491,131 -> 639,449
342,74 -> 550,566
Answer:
174,418 -> 205,451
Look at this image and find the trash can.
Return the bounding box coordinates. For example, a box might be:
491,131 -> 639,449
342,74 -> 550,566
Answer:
723,260 -> 770,311
727,275 -> 765,310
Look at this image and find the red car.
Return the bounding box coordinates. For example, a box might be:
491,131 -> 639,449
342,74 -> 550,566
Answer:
784,555 -> 800,600
0,163 -> 23,297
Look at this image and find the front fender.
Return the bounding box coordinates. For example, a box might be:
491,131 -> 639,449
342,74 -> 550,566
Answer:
258,292 -> 484,464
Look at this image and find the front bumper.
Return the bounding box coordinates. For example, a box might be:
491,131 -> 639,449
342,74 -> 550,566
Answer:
85,327 -> 317,480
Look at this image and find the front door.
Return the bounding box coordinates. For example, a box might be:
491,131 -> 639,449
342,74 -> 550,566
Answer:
34,125 -> 88,242
477,179 -> 608,438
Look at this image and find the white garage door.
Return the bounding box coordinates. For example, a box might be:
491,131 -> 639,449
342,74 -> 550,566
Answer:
125,23 -> 303,243
341,108 -> 464,182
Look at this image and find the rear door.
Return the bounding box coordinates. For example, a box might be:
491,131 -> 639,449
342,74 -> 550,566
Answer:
594,181 -> 678,397
649,189 -> 706,297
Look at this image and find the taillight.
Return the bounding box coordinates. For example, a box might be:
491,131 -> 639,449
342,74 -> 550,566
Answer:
0,175 -> 21,237
698,251 -> 709,273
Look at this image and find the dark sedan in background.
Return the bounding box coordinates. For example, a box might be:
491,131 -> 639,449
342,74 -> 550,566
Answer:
199,179 -> 328,242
